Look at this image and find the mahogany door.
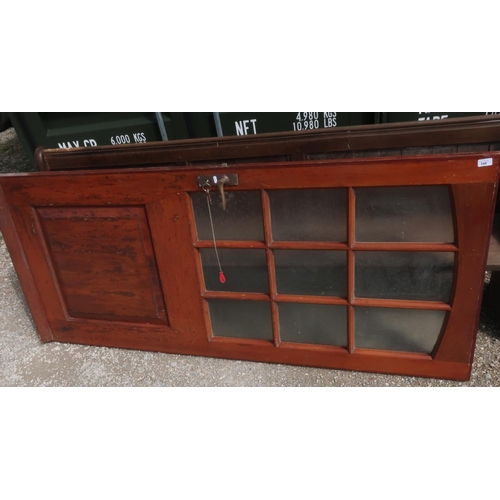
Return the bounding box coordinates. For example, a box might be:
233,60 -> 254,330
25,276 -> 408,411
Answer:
1,153 -> 498,380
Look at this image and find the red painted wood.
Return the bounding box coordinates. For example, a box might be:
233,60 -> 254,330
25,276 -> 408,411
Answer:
145,195 -> 207,345
0,187 -> 53,341
4,153 -> 500,208
269,241 -> 349,250
435,184 -> 498,365
352,243 -> 459,252
274,295 -> 348,306
37,206 -> 167,323
352,298 -> 451,311
261,189 -> 280,347
201,291 -> 270,301
194,240 -> 267,249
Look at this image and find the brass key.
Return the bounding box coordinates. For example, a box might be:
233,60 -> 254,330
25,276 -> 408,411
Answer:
217,175 -> 229,211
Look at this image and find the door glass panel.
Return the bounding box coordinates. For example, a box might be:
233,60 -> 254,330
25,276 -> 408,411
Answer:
355,307 -> 446,353
274,250 -> 346,297
356,186 -> 454,243
269,188 -> 347,242
191,191 -> 264,241
200,249 -> 269,293
279,303 -> 347,346
355,251 -> 455,302
208,299 -> 273,340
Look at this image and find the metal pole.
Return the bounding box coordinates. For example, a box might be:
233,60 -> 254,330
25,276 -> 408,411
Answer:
213,112 -> 224,137
155,112 -> 169,141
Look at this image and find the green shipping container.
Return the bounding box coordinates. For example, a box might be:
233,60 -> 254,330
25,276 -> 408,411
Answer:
8,112 -> 191,168
215,112 -> 378,136
8,112 -> 380,168
381,112 -> 500,123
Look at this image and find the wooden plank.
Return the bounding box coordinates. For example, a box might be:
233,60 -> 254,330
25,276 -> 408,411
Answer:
435,184 -> 498,365
4,153 -> 500,210
0,187 -> 53,342
37,115 -> 500,172
145,196 -> 207,343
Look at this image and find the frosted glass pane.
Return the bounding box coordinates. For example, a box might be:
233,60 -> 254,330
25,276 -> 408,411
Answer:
279,303 -> 347,346
356,186 -> 454,243
355,252 -> 454,302
274,250 -> 346,297
269,189 -> 347,242
200,249 -> 268,293
209,300 -> 273,340
355,307 -> 446,353
191,191 -> 264,241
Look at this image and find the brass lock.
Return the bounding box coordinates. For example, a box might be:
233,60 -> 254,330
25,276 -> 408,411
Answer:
196,173 -> 239,211
217,175 -> 228,211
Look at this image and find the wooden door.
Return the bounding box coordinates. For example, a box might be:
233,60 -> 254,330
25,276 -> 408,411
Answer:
1,152 -> 498,380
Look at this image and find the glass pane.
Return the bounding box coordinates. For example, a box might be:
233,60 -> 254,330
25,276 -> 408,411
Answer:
209,299 -> 273,341
269,189 -> 347,242
356,186 -> 454,243
200,249 -> 268,293
191,191 -> 264,241
355,251 -> 454,302
355,307 -> 446,353
279,303 -> 347,346
274,250 -> 346,297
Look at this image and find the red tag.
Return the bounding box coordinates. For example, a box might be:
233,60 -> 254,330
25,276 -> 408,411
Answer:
219,271 -> 226,284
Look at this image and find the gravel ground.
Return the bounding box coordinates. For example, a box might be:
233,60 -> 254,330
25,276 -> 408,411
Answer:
0,126 -> 35,173
1,125 -> 499,386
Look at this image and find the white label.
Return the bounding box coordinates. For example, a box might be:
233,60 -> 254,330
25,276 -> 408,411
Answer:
293,112 -> 323,131
478,158 -> 493,167
235,119 -> 257,135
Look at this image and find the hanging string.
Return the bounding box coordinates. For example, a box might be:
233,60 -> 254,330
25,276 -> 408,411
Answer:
203,182 -> 226,284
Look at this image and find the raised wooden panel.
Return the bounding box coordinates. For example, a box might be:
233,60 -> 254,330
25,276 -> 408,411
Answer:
37,207 -> 167,324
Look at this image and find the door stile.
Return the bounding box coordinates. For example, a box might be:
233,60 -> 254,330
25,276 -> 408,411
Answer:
145,193 -> 206,346
434,183 -> 498,364
31,206 -> 72,322
8,205 -> 69,328
0,187 -> 53,341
